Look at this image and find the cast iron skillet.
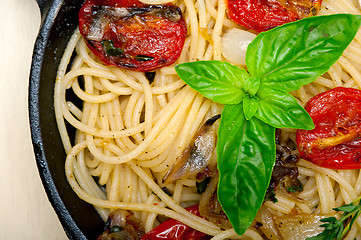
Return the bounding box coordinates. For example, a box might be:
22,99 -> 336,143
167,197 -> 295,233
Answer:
29,0 -> 104,239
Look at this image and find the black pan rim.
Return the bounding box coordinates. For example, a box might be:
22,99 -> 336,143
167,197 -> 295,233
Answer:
28,0 -> 86,239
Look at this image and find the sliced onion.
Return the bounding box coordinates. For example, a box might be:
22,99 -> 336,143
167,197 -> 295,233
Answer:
163,126 -> 217,183
87,12 -> 109,41
254,205 -> 282,240
107,231 -> 134,240
221,28 -> 257,66
199,176 -> 232,229
163,115 -> 220,184
355,0 -> 361,10
107,7 -> 130,18
274,213 -> 339,240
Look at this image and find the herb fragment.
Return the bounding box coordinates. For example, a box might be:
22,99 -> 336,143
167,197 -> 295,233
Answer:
264,189 -> 278,203
286,184 -> 303,193
307,196 -> 361,240
101,39 -> 124,56
161,187 -> 173,196
175,14 -> 361,235
196,177 -> 211,194
110,226 -> 124,233
135,55 -> 154,61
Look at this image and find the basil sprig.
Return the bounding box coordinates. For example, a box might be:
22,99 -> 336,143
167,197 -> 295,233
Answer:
175,14 -> 361,235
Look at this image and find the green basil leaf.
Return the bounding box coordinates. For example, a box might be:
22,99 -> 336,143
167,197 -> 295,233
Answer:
217,104 -> 275,235
244,76 -> 261,96
255,85 -> 314,130
243,95 -> 259,120
175,61 -> 248,104
246,14 -> 361,92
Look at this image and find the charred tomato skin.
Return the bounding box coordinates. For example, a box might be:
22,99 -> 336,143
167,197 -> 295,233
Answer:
296,87 -> 361,169
226,0 -> 322,32
78,0 -> 187,72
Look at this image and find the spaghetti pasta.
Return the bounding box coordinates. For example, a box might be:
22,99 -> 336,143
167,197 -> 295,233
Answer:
54,0 -> 361,238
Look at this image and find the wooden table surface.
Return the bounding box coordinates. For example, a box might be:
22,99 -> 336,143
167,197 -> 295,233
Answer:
0,0 -> 68,239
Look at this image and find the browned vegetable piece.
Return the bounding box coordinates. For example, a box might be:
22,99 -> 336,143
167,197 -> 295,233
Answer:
254,205 -> 282,240
198,175 -> 232,229
274,213 -> 339,240
265,129 -> 303,202
163,115 -> 220,184
97,209 -> 145,240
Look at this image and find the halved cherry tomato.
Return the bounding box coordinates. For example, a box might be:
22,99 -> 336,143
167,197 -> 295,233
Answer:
296,87 -> 361,169
226,0 -> 322,32
141,205 -> 211,240
78,0 -> 187,72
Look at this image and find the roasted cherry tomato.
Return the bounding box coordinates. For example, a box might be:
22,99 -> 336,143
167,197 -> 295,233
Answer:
226,0 -> 322,32
296,87 -> 361,169
141,205 -> 211,240
78,0 -> 187,72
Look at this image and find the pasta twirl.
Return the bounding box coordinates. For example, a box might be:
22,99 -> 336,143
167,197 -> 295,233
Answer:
54,0 -> 361,238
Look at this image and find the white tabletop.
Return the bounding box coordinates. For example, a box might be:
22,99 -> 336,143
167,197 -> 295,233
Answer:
0,0 -> 68,239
